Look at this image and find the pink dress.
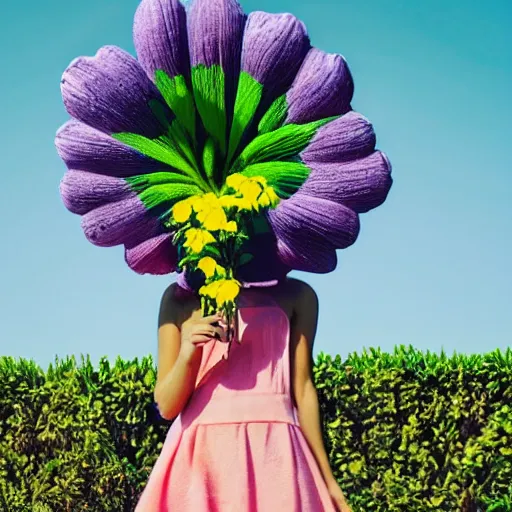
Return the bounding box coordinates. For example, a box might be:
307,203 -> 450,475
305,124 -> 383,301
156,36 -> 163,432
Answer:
135,289 -> 336,511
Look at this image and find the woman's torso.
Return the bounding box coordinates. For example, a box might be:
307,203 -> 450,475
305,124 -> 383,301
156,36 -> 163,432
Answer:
176,282 -> 300,428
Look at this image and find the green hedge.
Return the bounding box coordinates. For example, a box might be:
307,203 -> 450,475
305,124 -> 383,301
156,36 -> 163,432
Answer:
0,346 -> 511,511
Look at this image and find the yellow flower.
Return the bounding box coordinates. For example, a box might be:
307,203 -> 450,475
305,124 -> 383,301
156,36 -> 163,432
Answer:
197,205 -> 229,231
251,176 -> 268,187
199,280 -> 222,299
183,228 -> 216,253
188,193 -> 228,231
172,198 -> 193,223
227,196 -> 253,211
197,257 -> 227,279
240,197 -> 254,211
219,195 -> 239,209
190,193 -> 216,213
197,256 -> 218,278
199,278 -> 241,306
238,180 -> 262,211
215,264 -> 227,277
266,186 -> 280,207
226,173 -> 247,191
258,186 -> 280,208
258,191 -> 271,208
223,220 -> 238,232
215,279 -> 241,306
240,180 -> 262,202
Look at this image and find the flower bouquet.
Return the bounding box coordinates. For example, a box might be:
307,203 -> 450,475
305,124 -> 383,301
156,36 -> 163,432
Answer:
169,172 -> 281,344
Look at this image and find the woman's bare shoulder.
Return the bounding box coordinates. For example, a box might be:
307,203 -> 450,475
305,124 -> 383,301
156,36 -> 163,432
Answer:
283,277 -> 318,301
159,282 -> 199,327
273,278 -> 318,318
160,282 -> 184,309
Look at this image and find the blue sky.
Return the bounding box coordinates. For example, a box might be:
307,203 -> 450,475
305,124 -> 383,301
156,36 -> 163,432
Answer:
0,0 -> 510,370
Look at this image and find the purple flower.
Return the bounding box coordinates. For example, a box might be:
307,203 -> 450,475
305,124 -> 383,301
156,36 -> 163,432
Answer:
56,0 -> 392,278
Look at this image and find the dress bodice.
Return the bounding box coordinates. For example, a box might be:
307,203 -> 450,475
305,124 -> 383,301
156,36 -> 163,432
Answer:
179,288 -> 296,429
195,288 -> 291,392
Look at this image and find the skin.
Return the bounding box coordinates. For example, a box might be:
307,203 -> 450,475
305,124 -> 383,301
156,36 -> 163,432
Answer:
154,278 -> 352,512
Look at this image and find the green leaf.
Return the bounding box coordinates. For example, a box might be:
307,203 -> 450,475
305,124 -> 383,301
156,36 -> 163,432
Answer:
167,120 -> 200,174
328,418 -> 341,428
178,254 -> 202,267
154,71 -> 196,139
227,72 -> 263,166
191,64 -> 226,157
348,459 -> 364,475
202,137 -> 216,183
241,161 -> 311,198
112,132 -> 196,178
125,172 -> 197,191
138,183 -> 202,213
258,94 -> 288,134
202,245 -> 222,259
235,116 -> 336,169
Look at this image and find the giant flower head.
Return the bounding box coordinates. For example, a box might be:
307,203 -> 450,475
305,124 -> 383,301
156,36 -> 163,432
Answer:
56,0 -> 392,287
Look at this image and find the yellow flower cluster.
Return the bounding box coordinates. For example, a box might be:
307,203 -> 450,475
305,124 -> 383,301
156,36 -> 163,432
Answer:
170,173 -> 280,317
225,174 -> 280,210
173,192 -> 238,234
196,256 -> 240,307
199,276 -> 241,308
172,173 -> 279,254
182,228 -> 216,254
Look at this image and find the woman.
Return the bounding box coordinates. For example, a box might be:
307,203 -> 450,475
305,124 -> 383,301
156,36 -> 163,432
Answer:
135,277 -> 352,511
56,0 -> 392,508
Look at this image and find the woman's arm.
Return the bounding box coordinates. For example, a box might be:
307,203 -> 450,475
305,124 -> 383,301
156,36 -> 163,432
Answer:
289,280 -> 350,510
153,284 -> 202,420
154,284 -> 225,420
289,280 -> 334,482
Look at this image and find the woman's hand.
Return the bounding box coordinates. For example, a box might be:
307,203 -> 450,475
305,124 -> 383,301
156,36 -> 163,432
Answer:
179,313 -> 225,363
327,478 -> 352,512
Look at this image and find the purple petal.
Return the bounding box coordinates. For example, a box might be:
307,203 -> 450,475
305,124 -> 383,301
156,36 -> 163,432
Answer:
302,111 -> 376,164
188,0 -> 245,87
60,170 -> 133,215
82,195 -> 161,248
242,12 -> 310,99
133,0 -> 190,81
55,121 -> 165,177
268,193 -> 360,250
61,45 -> 170,137
300,151 -> 393,213
276,236 -> 337,274
188,0 -> 245,120
286,48 -> 353,124
125,234 -> 178,275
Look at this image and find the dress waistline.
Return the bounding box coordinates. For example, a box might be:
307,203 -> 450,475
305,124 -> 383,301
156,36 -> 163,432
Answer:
180,393 -> 299,428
